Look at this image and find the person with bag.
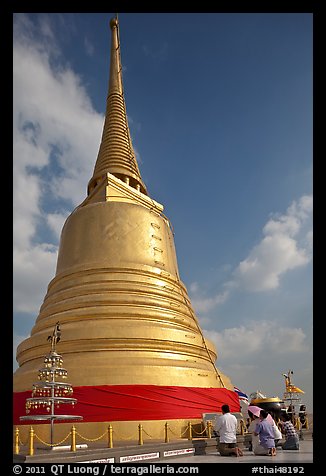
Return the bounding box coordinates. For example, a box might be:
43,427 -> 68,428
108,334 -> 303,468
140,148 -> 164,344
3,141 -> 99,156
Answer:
247,406 -> 282,452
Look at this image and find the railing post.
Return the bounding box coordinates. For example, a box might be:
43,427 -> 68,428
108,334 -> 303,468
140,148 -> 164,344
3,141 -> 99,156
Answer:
138,424 -> 143,445
188,422 -> 192,440
164,422 -> 169,443
14,427 -> 20,455
240,419 -> 245,435
305,416 -> 309,430
28,426 -> 34,456
206,421 -> 212,438
108,424 -> 113,448
70,425 -> 76,452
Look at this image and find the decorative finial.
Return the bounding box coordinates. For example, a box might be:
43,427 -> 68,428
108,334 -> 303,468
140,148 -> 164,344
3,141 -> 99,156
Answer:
47,321 -> 61,352
110,17 -> 118,30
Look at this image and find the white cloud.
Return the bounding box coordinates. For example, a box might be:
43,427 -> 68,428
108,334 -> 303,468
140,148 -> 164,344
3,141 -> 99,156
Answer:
13,14 -> 103,205
234,233 -> 309,292
46,212 -> 69,242
205,320 -> 308,360
191,290 -> 230,314
189,195 -> 313,316
13,244 -> 58,314
233,195 -> 312,292
13,14 -> 104,316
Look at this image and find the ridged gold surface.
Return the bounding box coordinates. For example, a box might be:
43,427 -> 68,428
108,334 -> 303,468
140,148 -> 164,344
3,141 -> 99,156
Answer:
14,175 -> 232,391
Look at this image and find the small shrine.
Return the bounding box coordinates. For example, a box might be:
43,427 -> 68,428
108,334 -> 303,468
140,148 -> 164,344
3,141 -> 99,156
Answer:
19,322 -> 83,447
282,369 -> 307,427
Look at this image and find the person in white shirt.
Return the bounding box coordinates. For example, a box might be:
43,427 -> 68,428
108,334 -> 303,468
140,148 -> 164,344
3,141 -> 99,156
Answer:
215,404 -> 243,456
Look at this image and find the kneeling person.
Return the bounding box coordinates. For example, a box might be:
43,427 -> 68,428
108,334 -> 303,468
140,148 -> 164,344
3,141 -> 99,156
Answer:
215,404 -> 243,457
254,409 -> 277,456
280,412 -> 300,450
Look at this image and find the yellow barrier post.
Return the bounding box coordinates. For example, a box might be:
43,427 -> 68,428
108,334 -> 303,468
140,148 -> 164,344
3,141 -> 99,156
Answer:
206,421 -> 212,439
188,422 -> 192,440
108,424 -> 113,448
70,425 -> 76,452
164,422 -> 169,443
305,416 -> 309,430
240,419 -> 245,435
28,427 -> 34,456
138,424 -> 144,445
14,427 -> 20,455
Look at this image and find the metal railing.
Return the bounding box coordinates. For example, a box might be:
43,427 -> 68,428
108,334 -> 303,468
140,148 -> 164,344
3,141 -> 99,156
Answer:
14,419 -> 238,455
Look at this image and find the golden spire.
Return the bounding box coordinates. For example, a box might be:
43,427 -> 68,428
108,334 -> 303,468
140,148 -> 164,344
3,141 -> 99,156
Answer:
88,16 -> 147,195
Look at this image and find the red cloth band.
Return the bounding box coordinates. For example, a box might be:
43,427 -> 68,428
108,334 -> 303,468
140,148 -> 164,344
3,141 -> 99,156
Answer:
13,384 -> 240,424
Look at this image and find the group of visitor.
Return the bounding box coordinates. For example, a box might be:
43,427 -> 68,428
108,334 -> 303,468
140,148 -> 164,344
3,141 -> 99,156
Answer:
214,404 -> 300,457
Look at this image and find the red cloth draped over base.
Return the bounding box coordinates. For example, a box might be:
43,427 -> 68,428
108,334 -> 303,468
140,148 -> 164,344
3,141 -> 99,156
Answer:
13,385 -> 240,424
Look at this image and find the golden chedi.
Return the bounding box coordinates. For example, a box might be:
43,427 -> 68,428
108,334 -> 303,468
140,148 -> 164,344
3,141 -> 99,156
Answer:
14,16 -> 239,441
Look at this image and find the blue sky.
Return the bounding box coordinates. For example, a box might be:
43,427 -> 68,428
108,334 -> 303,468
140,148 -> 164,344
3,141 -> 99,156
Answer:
13,13 -> 313,410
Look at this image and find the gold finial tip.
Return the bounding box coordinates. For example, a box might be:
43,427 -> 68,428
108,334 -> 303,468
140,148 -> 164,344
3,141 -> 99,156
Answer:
110,17 -> 118,30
